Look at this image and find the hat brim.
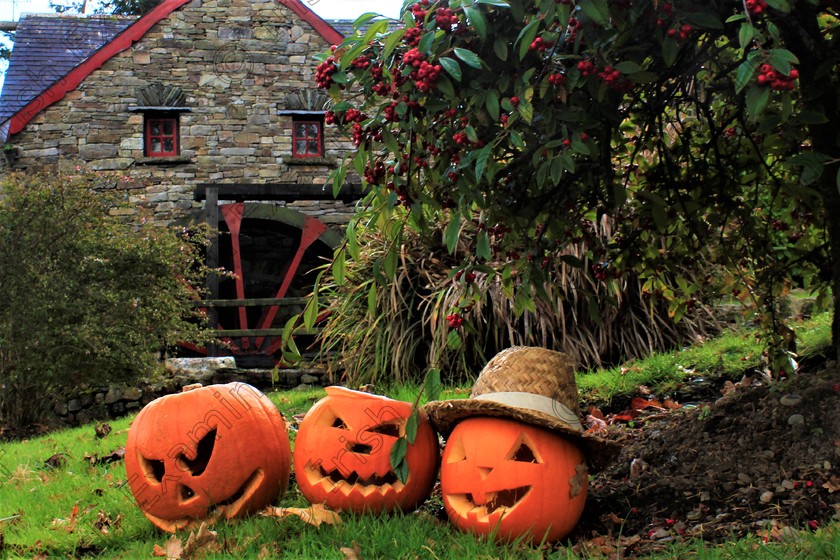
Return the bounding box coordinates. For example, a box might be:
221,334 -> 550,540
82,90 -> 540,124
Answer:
423,399 -> 621,473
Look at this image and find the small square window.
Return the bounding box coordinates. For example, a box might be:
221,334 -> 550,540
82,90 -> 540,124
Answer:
145,115 -> 180,157
292,117 -> 324,158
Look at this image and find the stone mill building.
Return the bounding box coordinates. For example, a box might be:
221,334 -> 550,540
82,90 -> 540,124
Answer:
0,0 -> 377,366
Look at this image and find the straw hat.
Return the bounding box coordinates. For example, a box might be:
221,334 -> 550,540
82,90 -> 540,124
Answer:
424,346 -> 621,472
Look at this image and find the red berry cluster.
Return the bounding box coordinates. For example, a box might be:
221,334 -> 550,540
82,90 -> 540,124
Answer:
565,17 -> 583,43
436,7 -> 458,31
410,0 -> 430,21
446,313 -> 464,329
577,59 -> 597,77
325,107 -> 366,126
746,0 -> 768,15
402,26 -> 422,47
598,65 -> 632,92
756,64 -> 798,90
454,270 -> 476,283
591,262 -> 610,281
510,96 -> 520,107
351,55 -> 371,70
403,48 -> 443,92
370,64 -> 391,96
529,36 -> 554,52
666,23 -> 693,41
548,73 -> 566,86
315,56 -> 338,89
363,160 -> 386,186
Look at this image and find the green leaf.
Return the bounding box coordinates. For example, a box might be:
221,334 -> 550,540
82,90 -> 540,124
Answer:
745,85 -> 770,121
739,23 -> 756,50
769,49 -> 799,75
735,60 -> 758,93
464,6 -> 487,40
518,99 -> 534,123
346,220 -> 360,260
439,57 -> 462,81
281,315 -> 301,359
444,215 -> 461,254
418,31 -> 435,54
476,0 -> 510,6
794,111 -> 828,125
384,242 -> 399,278
578,0 -> 609,25
662,37 -> 678,68
485,89 -> 500,121
390,437 -> 409,483
424,367 -> 442,402
303,293 -> 319,330
515,18 -> 540,60
683,11 -> 724,30
367,282 -> 377,315
475,144 -> 493,180
446,329 -> 463,349
405,409 -> 419,444
454,47 -> 483,69
331,251 -> 346,285
383,27 -> 406,59
765,0 -> 791,13
493,37 -> 509,61
477,230 -> 492,261
613,61 -> 642,74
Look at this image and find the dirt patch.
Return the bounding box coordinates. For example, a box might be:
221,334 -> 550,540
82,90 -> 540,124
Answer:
572,362 -> 840,555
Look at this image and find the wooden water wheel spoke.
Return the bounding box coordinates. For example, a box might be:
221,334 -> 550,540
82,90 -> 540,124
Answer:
254,216 -> 326,349
219,203 -> 250,349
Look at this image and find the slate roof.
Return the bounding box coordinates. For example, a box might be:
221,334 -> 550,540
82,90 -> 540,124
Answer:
0,14 -> 136,124
325,18 -> 401,38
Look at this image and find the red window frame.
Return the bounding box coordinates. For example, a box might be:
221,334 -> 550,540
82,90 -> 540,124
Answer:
145,116 -> 180,157
292,119 -> 324,158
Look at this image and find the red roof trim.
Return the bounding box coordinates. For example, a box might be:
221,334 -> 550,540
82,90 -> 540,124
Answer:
8,0 -> 344,136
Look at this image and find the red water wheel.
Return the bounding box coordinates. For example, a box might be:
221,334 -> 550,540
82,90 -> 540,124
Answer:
187,203 -> 340,366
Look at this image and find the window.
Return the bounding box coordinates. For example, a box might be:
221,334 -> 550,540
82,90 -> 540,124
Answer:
145,115 -> 179,157
292,117 -> 323,158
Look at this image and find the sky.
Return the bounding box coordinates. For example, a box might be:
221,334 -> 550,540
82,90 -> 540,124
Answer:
0,0 -> 405,89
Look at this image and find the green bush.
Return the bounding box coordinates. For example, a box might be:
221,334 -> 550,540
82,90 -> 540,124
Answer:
0,171 -> 213,426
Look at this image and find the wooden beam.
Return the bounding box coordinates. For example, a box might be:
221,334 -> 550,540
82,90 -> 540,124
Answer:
193,297 -> 309,308
205,185 -> 220,357
215,328 -> 320,337
194,183 -> 364,202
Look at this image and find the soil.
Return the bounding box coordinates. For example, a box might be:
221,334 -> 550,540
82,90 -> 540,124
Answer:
567,360 -> 840,556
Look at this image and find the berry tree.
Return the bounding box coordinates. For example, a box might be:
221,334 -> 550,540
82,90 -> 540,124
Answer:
314,0 -> 840,375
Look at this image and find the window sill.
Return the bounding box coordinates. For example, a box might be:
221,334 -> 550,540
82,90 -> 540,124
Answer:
284,156 -> 336,166
136,156 -> 192,165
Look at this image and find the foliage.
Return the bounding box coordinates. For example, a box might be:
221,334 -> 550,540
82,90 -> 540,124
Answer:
0,171 -> 213,426
314,0 -> 839,378
49,0 -> 162,16
313,216 -> 717,387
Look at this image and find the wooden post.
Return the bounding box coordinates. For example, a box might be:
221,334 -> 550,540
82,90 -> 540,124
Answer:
205,185 -> 220,357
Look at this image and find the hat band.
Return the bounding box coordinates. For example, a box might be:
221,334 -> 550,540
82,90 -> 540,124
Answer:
473,392 -> 583,432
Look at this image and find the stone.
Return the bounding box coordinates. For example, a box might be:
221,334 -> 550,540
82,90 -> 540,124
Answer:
300,374 -> 320,384
104,387 -> 123,404
759,491 -> 774,503
54,402 -> 69,416
737,472 -> 753,486
779,394 -> 802,407
123,387 -> 143,401
788,414 -> 805,427
165,356 -> 236,376
67,399 -> 82,413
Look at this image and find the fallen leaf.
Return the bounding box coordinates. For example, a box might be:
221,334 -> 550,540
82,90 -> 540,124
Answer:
587,406 -> 606,420
630,397 -> 665,411
44,453 -> 67,469
152,543 -> 167,557
823,476 -> 840,494
584,414 -> 608,434
340,541 -> 362,559
262,504 -> 342,527
84,447 -> 126,466
663,397 -> 683,410
181,523 -> 219,557
94,423 -> 112,438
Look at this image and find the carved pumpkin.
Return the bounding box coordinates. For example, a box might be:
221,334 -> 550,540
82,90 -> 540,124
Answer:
124,382 -> 291,532
294,386 -> 439,513
440,417 -> 588,544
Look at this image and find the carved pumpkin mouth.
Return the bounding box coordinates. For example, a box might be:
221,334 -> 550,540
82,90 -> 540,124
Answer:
305,461 -> 406,495
450,485 -> 532,520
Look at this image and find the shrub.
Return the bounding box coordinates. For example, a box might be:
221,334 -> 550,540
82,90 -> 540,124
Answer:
0,171 -> 213,426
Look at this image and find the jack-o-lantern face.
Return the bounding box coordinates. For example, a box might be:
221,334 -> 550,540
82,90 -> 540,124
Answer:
294,387 -> 439,513
124,383 -> 291,532
441,417 -> 588,544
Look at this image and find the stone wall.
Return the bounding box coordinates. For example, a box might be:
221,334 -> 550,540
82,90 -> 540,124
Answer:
52,357 -> 328,426
6,0 -> 358,227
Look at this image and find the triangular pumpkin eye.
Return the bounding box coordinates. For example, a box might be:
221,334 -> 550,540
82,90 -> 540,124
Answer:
140,456 -> 166,482
332,417 -> 348,429
180,428 -> 216,476
511,441 -> 539,463
368,423 -> 401,437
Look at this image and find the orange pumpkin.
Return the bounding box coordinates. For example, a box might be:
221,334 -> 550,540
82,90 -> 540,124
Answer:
440,417 -> 588,544
124,382 -> 291,532
294,386 -> 439,513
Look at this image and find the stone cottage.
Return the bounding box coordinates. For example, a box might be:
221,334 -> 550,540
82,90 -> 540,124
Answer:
0,0 -> 379,365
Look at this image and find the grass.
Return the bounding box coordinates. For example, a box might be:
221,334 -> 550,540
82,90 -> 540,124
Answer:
0,312 -> 836,559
